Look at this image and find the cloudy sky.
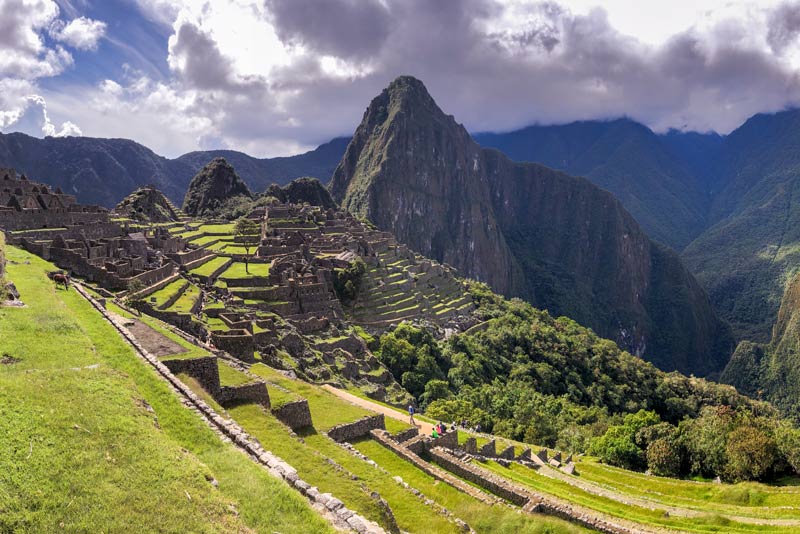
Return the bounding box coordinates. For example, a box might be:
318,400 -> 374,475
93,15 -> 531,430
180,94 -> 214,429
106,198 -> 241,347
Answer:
3,0 -> 800,158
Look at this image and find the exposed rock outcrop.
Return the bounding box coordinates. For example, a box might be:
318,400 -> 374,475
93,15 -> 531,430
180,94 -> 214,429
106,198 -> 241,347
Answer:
330,76 -> 733,376
182,158 -> 252,217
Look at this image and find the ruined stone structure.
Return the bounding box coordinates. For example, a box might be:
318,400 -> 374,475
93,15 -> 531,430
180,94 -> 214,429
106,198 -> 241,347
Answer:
0,169 -> 107,231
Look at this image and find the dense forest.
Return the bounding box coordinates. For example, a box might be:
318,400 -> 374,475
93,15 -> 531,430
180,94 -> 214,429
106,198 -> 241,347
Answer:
376,282 -> 800,482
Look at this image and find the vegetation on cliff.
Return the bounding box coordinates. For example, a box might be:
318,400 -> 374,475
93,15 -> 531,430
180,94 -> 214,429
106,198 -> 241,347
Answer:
182,157 -> 253,219
265,176 -> 337,209
721,271 -> 800,420
114,185 -> 180,222
331,75 -> 732,377
374,281 -> 800,481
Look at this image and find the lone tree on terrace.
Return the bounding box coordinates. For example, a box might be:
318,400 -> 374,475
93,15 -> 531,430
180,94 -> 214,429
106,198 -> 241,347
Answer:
233,216 -> 261,273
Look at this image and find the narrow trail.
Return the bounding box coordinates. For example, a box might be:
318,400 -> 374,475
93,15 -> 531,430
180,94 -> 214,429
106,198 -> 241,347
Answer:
321,385 -> 436,436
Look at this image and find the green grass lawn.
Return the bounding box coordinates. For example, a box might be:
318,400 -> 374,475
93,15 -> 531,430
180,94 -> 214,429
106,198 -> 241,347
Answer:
574,459 -> 800,519
479,460 -> 792,533
220,262 -> 270,279
0,246 -> 333,534
190,256 -> 229,277
221,245 -> 255,255
165,282 -> 200,313
217,361 -> 255,386
145,279 -> 185,308
355,438 -> 589,534
198,223 -> 235,234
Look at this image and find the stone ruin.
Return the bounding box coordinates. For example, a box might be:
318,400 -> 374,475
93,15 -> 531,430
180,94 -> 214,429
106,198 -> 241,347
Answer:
0,168 -> 108,231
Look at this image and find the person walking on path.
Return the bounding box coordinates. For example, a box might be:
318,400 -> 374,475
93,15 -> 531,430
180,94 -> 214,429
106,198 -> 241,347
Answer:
408,404 -> 416,426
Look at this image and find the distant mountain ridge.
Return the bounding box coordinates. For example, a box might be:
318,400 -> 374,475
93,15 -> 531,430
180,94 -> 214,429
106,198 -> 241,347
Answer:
474,120 -> 718,249
330,75 -> 733,376
0,132 -> 348,208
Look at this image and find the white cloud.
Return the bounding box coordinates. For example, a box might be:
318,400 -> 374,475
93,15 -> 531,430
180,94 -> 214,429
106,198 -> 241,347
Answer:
0,0 -> 107,137
49,16 -> 107,51
8,0 -> 800,158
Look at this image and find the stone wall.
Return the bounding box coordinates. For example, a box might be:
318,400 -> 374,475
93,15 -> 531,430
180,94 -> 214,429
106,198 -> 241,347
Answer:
167,247 -> 207,266
162,356 -> 220,393
217,382 -> 271,407
429,448 -> 529,506
430,430 -> 458,450
391,427 -> 419,443
0,210 -> 108,231
326,414 -> 385,443
210,330 -> 255,363
273,399 -> 313,430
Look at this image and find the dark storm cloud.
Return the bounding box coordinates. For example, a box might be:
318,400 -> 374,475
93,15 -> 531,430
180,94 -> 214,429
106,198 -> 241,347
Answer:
266,0 -> 393,59
124,0 -> 800,156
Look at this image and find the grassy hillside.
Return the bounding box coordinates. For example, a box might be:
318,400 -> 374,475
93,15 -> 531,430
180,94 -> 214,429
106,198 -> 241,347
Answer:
0,245 -> 332,533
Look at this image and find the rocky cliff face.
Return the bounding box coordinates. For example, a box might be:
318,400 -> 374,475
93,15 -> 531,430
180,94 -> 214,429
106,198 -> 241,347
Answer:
114,186 -> 180,222
331,76 -> 732,376
265,177 -> 337,209
330,76 -> 525,297
183,158 -> 252,217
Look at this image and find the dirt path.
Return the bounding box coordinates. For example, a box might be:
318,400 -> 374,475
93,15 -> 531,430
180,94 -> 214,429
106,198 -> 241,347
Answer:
321,385 -> 436,436
107,311 -> 187,358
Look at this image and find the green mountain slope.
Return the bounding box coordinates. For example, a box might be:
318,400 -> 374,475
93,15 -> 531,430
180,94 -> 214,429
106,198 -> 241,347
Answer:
683,109 -> 800,342
475,120 -> 711,249
0,132 -> 347,207
330,76 -> 733,376
721,271 -> 800,418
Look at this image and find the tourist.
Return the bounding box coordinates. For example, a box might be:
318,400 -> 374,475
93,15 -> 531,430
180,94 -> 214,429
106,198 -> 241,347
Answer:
431,427 -> 439,439
408,404 -> 416,425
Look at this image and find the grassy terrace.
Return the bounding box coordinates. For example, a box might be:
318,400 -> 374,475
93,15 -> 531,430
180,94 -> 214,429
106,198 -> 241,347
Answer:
354,439 -> 588,534
166,282 -> 200,313
145,278 -> 186,308
189,255 -> 229,277
573,459 -> 800,520
479,460 -> 795,533
106,301 -> 210,361
229,403 -> 460,532
219,261 -> 270,279
217,362 -> 256,386
249,363 -> 409,433
0,246 -> 332,533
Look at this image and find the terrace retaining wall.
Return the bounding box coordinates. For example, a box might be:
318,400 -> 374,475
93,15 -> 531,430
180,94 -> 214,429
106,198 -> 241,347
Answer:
217,382 -> 271,407
326,414 -> 385,443
273,399 -> 313,430
162,356 -> 220,393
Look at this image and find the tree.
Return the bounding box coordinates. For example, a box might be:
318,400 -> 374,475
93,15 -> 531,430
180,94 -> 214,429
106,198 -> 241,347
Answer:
647,438 -> 681,477
233,217 -> 261,273
725,426 -> 777,482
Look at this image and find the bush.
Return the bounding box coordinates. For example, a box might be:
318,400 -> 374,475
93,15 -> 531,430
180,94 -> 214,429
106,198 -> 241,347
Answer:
333,259 -> 366,304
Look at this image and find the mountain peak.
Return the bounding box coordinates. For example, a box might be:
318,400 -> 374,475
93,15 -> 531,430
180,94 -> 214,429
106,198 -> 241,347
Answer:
182,157 -> 252,217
